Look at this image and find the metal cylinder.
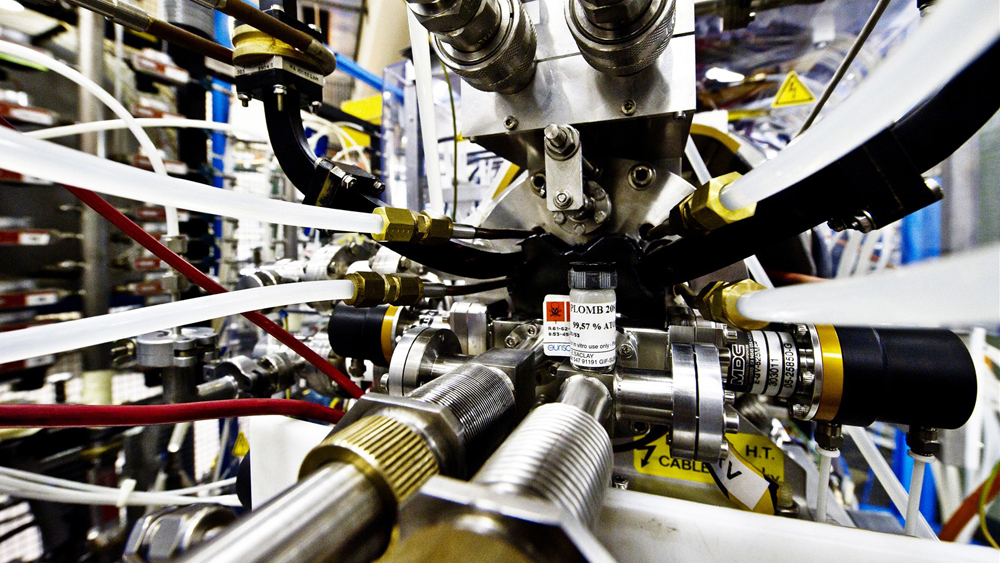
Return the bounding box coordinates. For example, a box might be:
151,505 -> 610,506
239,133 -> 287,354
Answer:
175,462 -> 391,563
410,0 -> 537,93
161,0 -> 215,39
408,363 -> 516,451
614,368 -> 674,424
473,401 -> 612,526
566,0 -> 676,76
558,375 -> 611,423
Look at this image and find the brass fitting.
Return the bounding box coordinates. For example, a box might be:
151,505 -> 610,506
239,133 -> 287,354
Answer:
372,208 -> 453,243
231,24 -> 325,70
345,272 -> 424,307
299,415 -> 439,505
676,172 -> 756,234
698,279 -> 769,330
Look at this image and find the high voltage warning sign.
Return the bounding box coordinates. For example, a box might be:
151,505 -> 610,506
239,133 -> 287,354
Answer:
772,71 -> 816,108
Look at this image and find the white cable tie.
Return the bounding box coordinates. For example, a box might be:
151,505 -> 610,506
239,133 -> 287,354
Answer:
116,478 -> 137,508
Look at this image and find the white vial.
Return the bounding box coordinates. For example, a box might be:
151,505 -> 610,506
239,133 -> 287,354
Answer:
568,263 -> 618,372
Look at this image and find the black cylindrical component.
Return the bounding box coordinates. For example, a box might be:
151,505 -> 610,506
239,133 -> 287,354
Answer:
328,304 -> 393,366
830,327 -> 976,429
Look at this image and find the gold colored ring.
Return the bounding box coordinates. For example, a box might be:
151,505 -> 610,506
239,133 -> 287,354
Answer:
381,306 -> 400,364
814,325 -> 844,421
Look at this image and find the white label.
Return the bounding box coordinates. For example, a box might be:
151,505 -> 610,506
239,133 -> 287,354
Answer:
9,107 -> 54,125
569,300 -> 617,368
18,232 -> 50,245
164,66 -> 189,84
542,294 -> 571,357
714,451 -> 770,510
236,57 -> 323,85
26,292 -> 59,306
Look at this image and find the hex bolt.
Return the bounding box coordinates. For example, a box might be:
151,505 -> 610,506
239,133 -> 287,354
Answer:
503,115 -> 519,130
552,212 -> 566,225
618,343 -> 635,359
573,223 -> 587,235
273,85 -> 287,112
553,190 -> 573,209
543,124 -> 569,148
723,390 -> 736,405
621,99 -> 637,116
612,475 -> 630,490
237,93 -> 251,107
790,403 -> 809,419
310,101 -> 322,113
594,211 -> 607,223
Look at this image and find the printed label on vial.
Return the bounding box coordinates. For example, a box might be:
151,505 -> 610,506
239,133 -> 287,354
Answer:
542,295 -> 571,357
569,300 -> 617,368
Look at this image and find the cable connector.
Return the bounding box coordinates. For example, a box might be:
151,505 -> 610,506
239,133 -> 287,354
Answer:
674,172 -> 756,234
345,272 -> 424,307
371,208 -> 453,243
697,279 -> 768,330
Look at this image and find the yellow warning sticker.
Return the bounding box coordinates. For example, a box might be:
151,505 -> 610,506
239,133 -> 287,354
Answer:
231,431 -> 249,458
772,71 -> 816,108
633,433 -> 784,483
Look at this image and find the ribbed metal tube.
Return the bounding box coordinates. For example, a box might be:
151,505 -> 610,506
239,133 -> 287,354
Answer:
407,364 -> 515,449
472,402 -> 612,526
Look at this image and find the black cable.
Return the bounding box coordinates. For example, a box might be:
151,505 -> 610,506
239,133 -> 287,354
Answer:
473,227 -> 540,239
612,425 -> 669,453
444,278 -> 510,296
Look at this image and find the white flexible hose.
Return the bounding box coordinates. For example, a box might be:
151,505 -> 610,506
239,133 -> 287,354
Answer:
717,0 -> 1000,211
0,474 -> 240,507
25,118 -> 268,142
0,128 -> 383,233
406,10 -> 446,215
0,280 -> 355,365
736,244 -> 1000,327
816,453 -> 833,523
0,39 -> 180,236
845,426 -> 937,540
905,458 -> 929,536
0,466 -> 235,496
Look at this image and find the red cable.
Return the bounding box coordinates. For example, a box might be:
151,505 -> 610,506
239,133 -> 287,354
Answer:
939,470 -> 1000,541
67,186 -> 362,398
0,399 -> 343,427
0,116 -> 360,398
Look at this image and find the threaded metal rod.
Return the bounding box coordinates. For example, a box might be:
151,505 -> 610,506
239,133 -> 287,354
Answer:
472,402 -> 612,526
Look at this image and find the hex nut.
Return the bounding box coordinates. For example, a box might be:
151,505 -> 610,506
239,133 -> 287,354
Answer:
345,271 -> 388,307
698,279 -> 769,330
678,171 -> 756,233
372,207 -> 417,242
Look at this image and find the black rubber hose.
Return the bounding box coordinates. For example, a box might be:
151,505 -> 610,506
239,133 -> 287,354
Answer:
892,40 -> 1000,171
263,89 -> 318,192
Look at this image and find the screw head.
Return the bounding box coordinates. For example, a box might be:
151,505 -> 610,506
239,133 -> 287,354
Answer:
554,191 -> 572,208
310,101 -> 322,113
621,99 -> 637,116
503,116 -> 518,130
573,223 -> 587,235
790,403 -> 809,419
594,211 -> 607,223
612,475 -> 630,490
618,344 -> 635,358
552,212 -> 566,224
237,93 -> 251,107
525,325 -> 538,337
505,334 -> 521,347
543,124 -> 568,147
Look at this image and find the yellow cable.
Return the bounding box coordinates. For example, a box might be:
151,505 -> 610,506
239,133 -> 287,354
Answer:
980,460 -> 1000,549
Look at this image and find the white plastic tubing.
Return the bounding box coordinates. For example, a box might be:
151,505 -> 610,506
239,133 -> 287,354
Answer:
736,244 -> 1000,327
406,10 -> 446,215
0,280 -> 355,365
0,128 -> 384,234
25,118 -> 268,142
0,39 -> 181,236
717,0 -> 1000,211
845,426 -> 937,540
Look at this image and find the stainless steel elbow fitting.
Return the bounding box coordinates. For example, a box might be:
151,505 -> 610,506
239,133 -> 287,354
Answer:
566,0 -> 676,76
407,0 -> 537,93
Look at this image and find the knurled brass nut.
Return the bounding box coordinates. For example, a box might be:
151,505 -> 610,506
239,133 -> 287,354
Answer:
680,172 -> 756,233
345,271 -> 388,307
699,279 -> 768,330
372,207 -> 418,242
